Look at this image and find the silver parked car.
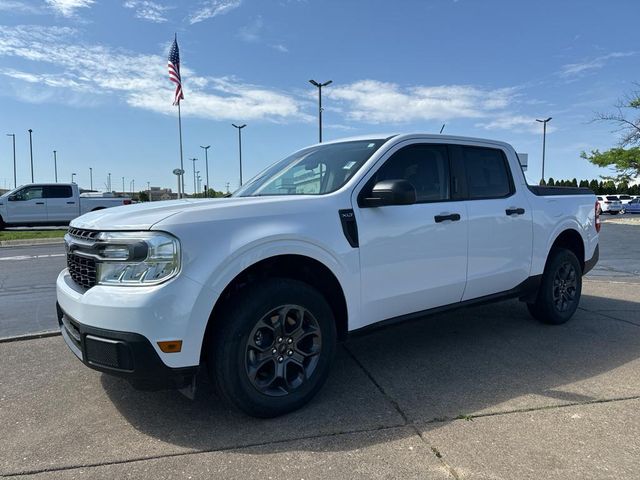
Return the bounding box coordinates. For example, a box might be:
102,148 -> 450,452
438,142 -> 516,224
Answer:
624,197 -> 640,214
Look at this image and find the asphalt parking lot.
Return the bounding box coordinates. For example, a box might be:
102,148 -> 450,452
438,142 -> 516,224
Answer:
1,218 -> 639,479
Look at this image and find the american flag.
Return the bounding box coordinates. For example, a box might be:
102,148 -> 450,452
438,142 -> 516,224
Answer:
168,36 -> 184,106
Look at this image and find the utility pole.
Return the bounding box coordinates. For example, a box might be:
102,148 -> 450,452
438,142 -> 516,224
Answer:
200,145 -> 210,197
122,176 -> 125,195
28,129 -> 34,182
232,124 -> 246,186
309,79 -> 332,143
536,117 -> 552,184
53,150 -> 58,182
147,181 -> 151,201
190,158 -> 198,195
107,172 -> 111,191
6,134 -> 16,188
225,182 -> 230,194
89,167 -> 93,190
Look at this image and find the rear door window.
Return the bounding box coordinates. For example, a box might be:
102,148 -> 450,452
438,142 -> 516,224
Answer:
460,146 -> 513,199
44,185 -> 73,198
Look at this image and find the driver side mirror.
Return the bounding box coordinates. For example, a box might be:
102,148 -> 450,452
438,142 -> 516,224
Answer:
360,179 -> 417,207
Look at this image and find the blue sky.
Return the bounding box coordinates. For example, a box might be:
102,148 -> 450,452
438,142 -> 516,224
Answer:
1,0 -> 639,193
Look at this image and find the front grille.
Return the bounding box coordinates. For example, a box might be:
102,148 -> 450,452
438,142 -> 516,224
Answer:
68,227 -> 100,241
67,253 -> 97,289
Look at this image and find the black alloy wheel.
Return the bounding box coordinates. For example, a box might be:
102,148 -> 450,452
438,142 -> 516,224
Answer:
245,304 -> 322,397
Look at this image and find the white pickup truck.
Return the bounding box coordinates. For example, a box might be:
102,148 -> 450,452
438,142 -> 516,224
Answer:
0,183 -> 131,229
56,134 -> 600,417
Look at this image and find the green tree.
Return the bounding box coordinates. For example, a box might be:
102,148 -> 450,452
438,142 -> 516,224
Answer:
138,191 -> 149,202
581,86 -> 640,182
547,177 -> 555,186
571,178 -> 578,187
589,179 -> 599,192
579,179 -> 589,188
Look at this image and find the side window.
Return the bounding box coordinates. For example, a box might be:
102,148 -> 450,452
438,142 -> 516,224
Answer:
16,186 -> 44,201
461,146 -> 513,199
368,144 -> 450,202
44,185 -> 73,198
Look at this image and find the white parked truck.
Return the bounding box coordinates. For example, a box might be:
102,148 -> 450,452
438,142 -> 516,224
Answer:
0,183 -> 131,229
56,134 -> 600,417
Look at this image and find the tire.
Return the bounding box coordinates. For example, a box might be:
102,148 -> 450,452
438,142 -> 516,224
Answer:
209,278 -> 337,418
0,216 -> 5,231
527,248 -> 582,325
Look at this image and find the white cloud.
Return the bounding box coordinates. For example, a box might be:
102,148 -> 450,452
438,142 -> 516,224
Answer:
560,52 -> 635,77
188,0 -> 242,24
0,25 -> 306,122
476,115 -> 557,134
45,0 -> 94,17
0,1 -> 44,14
271,43 -> 288,53
327,80 -> 516,123
123,0 -> 170,23
237,16 -> 263,43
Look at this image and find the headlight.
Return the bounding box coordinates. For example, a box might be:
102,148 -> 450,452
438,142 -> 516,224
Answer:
93,232 -> 180,286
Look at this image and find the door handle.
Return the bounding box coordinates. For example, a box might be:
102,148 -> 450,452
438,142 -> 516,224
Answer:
434,213 -> 461,223
505,208 -> 525,216
66,201 -> 76,204
35,202 -> 45,205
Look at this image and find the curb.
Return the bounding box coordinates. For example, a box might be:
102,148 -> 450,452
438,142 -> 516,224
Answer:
0,330 -> 61,344
0,238 -> 65,248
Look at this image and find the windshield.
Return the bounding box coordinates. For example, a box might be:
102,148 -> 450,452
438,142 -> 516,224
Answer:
234,139 -> 387,197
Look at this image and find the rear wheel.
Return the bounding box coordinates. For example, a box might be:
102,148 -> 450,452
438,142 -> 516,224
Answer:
209,278 -> 337,418
527,248 -> 582,325
0,216 -> 5,231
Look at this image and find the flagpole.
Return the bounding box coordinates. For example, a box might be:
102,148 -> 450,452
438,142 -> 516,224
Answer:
177,103 -> 185,198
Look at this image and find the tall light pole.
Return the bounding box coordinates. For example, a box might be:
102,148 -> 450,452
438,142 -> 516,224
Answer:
122,176 -> 125,194
107,172 -> 111,191
147,181 -> 151,202
232,124 -> 246,186
200,145 -> 210,197
130,179 -> 135,197
190,158 -> 198,195
71,172 -> 76,184
89,167 -> 93,190
27,129 -> 34,182
309,79 -> 332,143
6,134 -> 16,188
536,117 -> 552,184
53,150 -> 58,183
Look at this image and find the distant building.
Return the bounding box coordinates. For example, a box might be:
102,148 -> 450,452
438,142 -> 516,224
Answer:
148,187 -> 178,201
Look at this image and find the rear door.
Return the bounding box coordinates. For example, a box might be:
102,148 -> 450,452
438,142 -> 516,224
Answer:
452,145 -> 533,300
44,185 -> 77,222
4,185 -> 47,223
354,142 -> 468,326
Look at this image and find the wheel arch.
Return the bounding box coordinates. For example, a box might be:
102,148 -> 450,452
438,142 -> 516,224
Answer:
200,253 -> 350,363
547,228 -> 586,272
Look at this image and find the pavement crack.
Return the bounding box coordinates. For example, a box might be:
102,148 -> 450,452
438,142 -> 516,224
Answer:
0,424 -> 409,478
343,345 -> 461,479
578,306 -> 640,328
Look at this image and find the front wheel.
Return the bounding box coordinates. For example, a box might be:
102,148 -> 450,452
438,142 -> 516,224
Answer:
527,248 -> 582,325
209,278 -> 337,418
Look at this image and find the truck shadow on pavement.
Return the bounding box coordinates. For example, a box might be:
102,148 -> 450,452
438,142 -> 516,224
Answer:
101,294 -> 640,453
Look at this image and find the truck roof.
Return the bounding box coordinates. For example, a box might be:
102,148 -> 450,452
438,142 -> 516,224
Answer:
320,133 -> 513,150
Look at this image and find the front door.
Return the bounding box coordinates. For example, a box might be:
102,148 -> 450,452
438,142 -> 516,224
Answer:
5,185 -> 47,223
354,142 -> 468,328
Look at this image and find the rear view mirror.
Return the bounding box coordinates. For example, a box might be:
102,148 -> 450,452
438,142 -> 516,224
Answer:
361,179 -> 417,207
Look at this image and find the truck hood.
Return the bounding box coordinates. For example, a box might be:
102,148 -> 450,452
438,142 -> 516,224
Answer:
70,196 -> 309,231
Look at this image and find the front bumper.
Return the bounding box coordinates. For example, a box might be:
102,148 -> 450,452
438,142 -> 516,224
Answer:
57,303 -> 197,390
